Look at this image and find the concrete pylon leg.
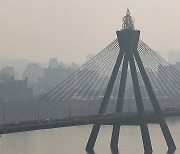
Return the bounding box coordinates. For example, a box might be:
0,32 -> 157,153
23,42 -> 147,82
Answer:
86,124 -> 101,152
110,125 -> 121,149
86,50 -> 124,152
127,49 -> 152,153
116,28 -> 152,153
133,49 -> 176,151
110,54 -> 128,149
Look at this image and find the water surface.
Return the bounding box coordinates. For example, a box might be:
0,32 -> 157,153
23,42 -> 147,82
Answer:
1,118 -> 180,154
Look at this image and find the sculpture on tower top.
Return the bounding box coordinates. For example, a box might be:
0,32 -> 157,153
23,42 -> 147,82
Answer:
122,9 -> 135,30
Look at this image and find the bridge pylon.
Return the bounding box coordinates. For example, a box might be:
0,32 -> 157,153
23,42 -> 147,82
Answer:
86,9 -> 176,153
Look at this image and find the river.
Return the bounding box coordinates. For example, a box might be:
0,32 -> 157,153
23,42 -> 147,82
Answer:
0,117 -> 180,154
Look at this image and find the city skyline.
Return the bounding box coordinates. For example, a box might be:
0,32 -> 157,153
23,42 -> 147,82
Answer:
1,4 -> 180,153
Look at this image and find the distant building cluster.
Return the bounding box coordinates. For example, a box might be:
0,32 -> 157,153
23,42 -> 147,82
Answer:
22,58 -> 79,96
0,58 -> 80,101
0,67 -> 32,101
0,77 -> 33,101
1,51 -> 180,102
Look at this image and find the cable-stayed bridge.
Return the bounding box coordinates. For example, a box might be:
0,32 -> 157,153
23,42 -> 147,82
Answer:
1,9 -> 180,153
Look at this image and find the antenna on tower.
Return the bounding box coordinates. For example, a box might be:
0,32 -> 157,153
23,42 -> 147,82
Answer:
122,8 -> 135,30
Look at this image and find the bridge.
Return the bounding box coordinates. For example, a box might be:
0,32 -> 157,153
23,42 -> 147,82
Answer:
1,9 -> 180,153
1,111 -> 180,135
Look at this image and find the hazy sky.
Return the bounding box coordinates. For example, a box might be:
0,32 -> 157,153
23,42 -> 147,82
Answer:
1,0 -> 180,63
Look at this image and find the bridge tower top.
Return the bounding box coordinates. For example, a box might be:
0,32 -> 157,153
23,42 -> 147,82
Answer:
122,9 -> 135,30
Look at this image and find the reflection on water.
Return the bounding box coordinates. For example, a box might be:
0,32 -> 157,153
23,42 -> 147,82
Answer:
166,150 -> 175,154
110,147 -> 119,154
0,118 -> 180,154
86,149 -> 96,154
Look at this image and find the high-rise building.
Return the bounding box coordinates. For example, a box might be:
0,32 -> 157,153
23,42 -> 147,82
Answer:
49,58 -> 59,68
22,63 -> 43,85
44,65 -> 76,91
0,67 -> 18,82
0,78 -> 33,101
172,62 -> 180,72
168,50 -> 180,64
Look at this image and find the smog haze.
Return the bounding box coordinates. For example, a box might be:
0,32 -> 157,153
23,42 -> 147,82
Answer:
0,0 -> 180,63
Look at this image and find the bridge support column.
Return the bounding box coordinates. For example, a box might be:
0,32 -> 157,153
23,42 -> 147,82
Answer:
133,49 -> 176,151
126,47 -> 152,153
86,50 -> 124,152
86,9 -> 175,153
110,54 -> 128,149
115,29 -> 153,153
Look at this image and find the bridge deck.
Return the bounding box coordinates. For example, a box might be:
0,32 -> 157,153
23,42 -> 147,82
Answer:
1,111 -> 180,135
